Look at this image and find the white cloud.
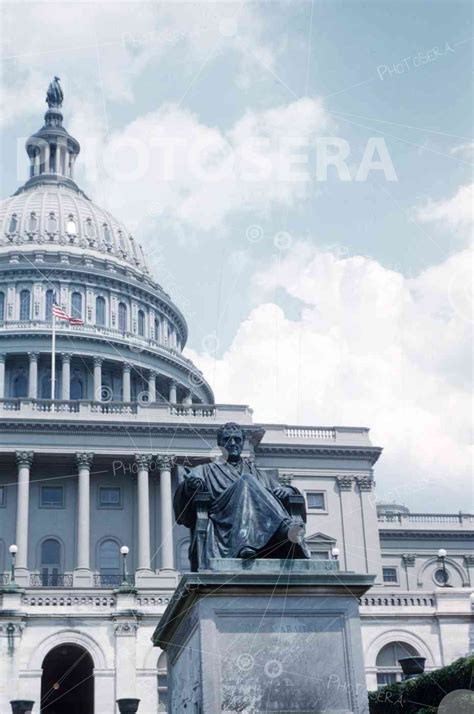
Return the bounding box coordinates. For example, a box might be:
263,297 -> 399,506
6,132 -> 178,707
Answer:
416,183 -> 473,240
186,242 -> 472,511
76,97 -> 332,232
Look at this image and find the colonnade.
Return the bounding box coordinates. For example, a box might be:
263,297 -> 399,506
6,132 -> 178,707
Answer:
11,451 -> 176,585
0,352 -> 194,404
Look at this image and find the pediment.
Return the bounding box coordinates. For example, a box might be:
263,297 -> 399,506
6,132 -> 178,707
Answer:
305,531 -> 336,546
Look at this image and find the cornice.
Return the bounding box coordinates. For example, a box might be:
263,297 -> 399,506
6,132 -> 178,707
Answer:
379,530 -> 474,539
256,444 -> 382,464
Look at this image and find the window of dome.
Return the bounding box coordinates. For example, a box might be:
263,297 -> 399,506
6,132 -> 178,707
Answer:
19,289 -> 31,320
8,214 -> 18,233
45,290 -> 55,320
28,212 -> 38,232
66,216 -> 77,236
129,236 -> 138,257
103,224 -> 112,244
137,309 -> 145,337
0,292 -> 4,322
96,296 -> 106,326
85,218 -> 95,239
13,371 -> 28,398
71,291 -> 82,320
117,230 -> 126,251
47,212 -> 57,233
118,302 -> 127,332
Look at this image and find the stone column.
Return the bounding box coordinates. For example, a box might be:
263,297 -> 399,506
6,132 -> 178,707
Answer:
183,389 -> 192,405
169,380 -> 177,404
28,352 -> 39,399
123,363 -> 131,402
148,370 -> 157,403
157,455 -> 176,571
61,353 -> 71,400
15,452 -> 33,581
114,619 -> 139,701
135,454 -> 152,572
93,357 -> 103,401
74,452 -> 93,586
0,353 -> 5,399
356,476 -> 382,582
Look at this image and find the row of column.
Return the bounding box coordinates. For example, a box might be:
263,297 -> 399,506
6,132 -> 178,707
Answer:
0,353 -> 194,404
12,451 -> 176,578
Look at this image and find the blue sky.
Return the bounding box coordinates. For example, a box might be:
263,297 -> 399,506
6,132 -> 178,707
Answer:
1,1 -> 472,510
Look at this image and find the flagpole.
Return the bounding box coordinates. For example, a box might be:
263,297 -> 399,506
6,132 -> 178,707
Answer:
51,311 -> 56,401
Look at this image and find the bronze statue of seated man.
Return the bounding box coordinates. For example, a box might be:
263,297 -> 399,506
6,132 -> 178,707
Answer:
173,422 -> 311,570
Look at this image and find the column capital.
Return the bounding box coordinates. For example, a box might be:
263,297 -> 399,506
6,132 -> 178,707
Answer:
76,452 -> 94,469
93,356 -> 104,367
16,451 -> 34,468
61,352 -> 72,362
336,475 -> 353,491
134,453 -> 153,470
0,353 -> 6,363
123,362 -> 132,372
402,553 -> 417,567
356,476 -> 374,491
149,369 -> 158,379
27,352 -> 39,362
156,454 -> 176,471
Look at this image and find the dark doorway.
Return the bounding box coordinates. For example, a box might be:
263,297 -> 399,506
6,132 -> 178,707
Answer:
40,644 -> 94,714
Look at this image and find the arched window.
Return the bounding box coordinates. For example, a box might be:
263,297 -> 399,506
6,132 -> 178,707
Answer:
118,302 -> 127,333
376,641 -> 419,688
96,296 -> 106,326
41,538 -> 61,586
98,539 -> 120,585
13,371 -> 28,398
19,289 -> 31,320
0,292 -> 4,322
157,652 -> 168,712
154,317 -> 160,341
137,309 -> 145,336
85,218 -> 95,239
70,370 -> 83,400
45,289 -> 54,320
71,292 -> 82,320
8,214 -> 18,233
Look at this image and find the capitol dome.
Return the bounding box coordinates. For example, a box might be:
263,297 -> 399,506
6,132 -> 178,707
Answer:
0,78 -> 214,407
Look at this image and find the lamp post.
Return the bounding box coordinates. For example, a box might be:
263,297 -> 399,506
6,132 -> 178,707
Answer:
437,548 -> 449,587
10,702 -> 35,714
120,545 -> 129,586
9,544 -> 18,584
331,547 -> 340,562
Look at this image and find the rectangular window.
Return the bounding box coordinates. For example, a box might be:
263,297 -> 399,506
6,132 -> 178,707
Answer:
382,567 -> 398,583
377,672 -> 398,688
99,487 -> 122,509
40,485 -> 64,508
306,492 -> 326,510
310,550 -> 330,560
0,485 -> 5,506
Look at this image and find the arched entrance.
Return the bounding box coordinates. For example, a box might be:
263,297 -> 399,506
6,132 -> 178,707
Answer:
40,644 -> 94,714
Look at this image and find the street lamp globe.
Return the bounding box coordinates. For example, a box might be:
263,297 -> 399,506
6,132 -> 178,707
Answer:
9,544 -> 18,555
331,547 -> 340,560
438,548 -> 447,559
120,546 -> 129,556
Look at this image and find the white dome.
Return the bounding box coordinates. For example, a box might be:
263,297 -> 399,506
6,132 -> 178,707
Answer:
0,182 -> 150,275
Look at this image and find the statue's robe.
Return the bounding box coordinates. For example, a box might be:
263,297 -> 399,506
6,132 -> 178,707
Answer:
174,458 -> 310,569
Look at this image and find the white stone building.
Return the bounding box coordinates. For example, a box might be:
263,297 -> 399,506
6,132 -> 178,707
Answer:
0,85 -> 472,713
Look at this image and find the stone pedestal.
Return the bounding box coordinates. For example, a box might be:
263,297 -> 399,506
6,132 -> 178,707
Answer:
152,560 -> 374,713
10,702 -> 34,714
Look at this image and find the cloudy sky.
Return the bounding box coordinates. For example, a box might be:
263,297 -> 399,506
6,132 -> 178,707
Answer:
1,0 -> 472,511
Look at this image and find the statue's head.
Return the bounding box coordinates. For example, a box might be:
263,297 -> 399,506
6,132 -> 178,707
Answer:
217,422 -> 245,463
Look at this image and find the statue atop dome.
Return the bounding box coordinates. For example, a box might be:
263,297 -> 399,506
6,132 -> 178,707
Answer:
46,76 -> 63,108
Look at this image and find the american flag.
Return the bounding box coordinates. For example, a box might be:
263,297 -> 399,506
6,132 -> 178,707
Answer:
52,303 -> 84,325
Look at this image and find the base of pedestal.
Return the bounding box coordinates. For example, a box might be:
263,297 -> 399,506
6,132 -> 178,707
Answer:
152,561 -> 374,714
73,568 -> 93,587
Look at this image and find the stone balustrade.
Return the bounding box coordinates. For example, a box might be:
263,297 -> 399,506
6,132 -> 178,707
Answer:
378,512 -> 474,529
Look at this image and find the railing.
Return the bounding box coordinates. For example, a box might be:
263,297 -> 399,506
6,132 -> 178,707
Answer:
0,398 -> 253,421
285,427 -> 336,440
93,574 -> 135,588
0,573 -> 11,586
29,573 -> 74,588
360,593 -> 435,607
378,513 -> 474,526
